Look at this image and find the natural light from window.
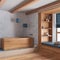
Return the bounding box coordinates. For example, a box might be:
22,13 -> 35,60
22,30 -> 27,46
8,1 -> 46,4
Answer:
57,28 -> 60,42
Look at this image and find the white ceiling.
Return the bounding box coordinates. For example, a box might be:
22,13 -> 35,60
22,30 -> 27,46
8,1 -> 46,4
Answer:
0,0 -> 57,12
0,0 -> 24,10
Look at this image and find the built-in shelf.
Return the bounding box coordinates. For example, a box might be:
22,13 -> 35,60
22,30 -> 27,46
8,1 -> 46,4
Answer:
42,21 -> 52,23
42,28 -> 52,30
42,35 -> 52,37
41,14 -> 52,42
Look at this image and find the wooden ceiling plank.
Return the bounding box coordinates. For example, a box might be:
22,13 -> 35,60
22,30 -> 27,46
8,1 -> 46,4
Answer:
0,0 -> 6,7
43,8 -> 60,14
26,1 -> 60,15
10,0 -> 34,13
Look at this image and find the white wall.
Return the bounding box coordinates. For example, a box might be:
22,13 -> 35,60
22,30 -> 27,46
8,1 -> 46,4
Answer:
0,10 -> 22,38
52,14 -> 56,42
15,12 -> 38,46
26,13 -> 38,46
15,12 -> 29,36
18,13 -> 38,46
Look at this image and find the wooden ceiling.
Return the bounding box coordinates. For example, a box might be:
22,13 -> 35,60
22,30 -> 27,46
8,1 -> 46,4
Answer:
0,0 -> 6,7
10,0 -> 35,13
10,0 -> 57,13
26,0 -> 60,15
0,0 -> 57,13
43,8 -> 60,14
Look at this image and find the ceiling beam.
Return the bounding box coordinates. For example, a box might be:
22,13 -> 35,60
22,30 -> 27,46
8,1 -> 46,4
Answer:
26,0 -> 60,15
0,0 -> 6,7
10,0 -> 34,13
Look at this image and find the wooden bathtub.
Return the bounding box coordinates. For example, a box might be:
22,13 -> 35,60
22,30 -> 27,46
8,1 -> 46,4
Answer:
0,37 -> 34,50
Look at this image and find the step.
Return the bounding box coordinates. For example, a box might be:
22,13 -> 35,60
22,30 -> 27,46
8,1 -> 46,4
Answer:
0,53 -> 40,60
0,48 -> 35,58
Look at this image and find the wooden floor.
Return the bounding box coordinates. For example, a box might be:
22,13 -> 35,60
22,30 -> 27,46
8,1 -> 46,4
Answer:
1,51 -> 60,60
38,48 -> 60,60
0,48 -> 60,60
0,53 -> 51,60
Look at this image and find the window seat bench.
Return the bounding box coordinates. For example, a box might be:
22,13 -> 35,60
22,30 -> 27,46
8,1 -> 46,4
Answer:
40,42 -> 60,54
42,42 -> 60,48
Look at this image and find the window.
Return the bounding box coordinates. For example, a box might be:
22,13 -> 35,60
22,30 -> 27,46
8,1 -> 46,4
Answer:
57,28 -> 60,42
56,13 -> 60,42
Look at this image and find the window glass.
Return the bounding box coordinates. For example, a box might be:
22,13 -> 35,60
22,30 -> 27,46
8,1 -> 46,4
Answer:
57,28 -> 60,32
57,33 -> 60,42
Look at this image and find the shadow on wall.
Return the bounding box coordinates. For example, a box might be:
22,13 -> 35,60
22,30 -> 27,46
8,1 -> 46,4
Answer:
0,10 -> 23,38
9,14 -> 24,37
